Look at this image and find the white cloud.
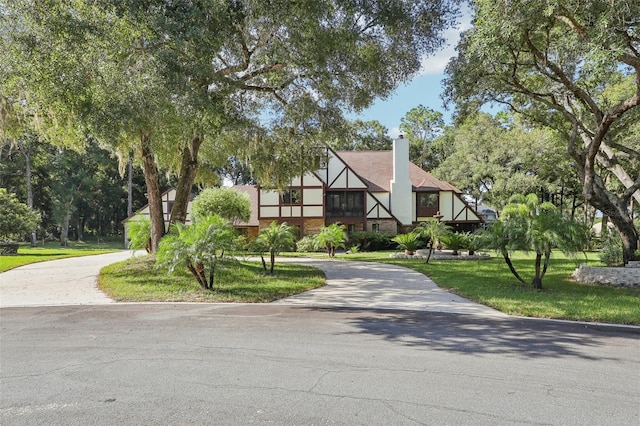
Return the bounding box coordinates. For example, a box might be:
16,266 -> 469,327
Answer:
418,7 -> 472,75
388,126 -> 401,138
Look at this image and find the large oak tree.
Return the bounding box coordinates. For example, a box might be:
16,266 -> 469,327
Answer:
2,0 -> 459,251
445,0 -> 640,262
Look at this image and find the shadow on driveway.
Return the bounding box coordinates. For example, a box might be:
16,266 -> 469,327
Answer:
303,307 -> 636,361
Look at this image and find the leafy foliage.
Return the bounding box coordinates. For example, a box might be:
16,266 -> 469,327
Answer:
432,113 -> 578,209
599,231 -> 623,267
480,194 -> 588,289
391,232 -> 421,254
155,216 -> 236,290
400,105 -> 445,170
191,187 -> 251,225
316,223 -> 347,257
444,0 -> 640,262
296,235 -> 321,253
439,232 -> 466,255
0,189 -> 40,243
329,120 -> 392,151
415,218 -> 452,263
348,231 -> 395,251
126,215 -> 152,253
255,221 -> 296,275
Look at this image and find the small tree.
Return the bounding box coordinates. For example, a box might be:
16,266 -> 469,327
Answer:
155,216 -> 236,290
481,194 -> 588,289
126,215 -> 152,253
255,221 -> 296,275
415,218 -> 452,263
0,189 -> 40,253
191,187 -> 251,225
316,223 -> 347,257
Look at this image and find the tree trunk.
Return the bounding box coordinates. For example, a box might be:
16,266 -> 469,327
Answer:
270,251 -> 275,275
571,145 -> 638,263
127,151 -> 133,218
140,134 -> 165,253
18,141 -> 37,247
587,175 -> 637,263
77,216 -> 84,241
532,253 -> 543,289
60,201 -> 73,246
169,135 -> 203,229
502,250 -> 527,285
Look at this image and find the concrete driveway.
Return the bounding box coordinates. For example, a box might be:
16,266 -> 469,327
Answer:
274,258 -> 506,317
0,253 -> 503,317
0,251 -> 136,308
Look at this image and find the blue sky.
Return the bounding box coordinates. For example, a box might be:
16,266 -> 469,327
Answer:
353,9 -> 472,138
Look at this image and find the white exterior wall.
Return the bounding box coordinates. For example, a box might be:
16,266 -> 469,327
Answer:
389,137 -> 413,225
260,190 -> 279,205
372,192 -> 390,209
304,188 -> 323,204
439,191 -> 454,221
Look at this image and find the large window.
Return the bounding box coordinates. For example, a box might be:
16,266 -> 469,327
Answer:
417,192 -> 439,217
326,191 -> 364,217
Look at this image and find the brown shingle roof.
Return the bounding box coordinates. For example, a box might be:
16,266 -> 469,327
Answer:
335,151 -> 461,193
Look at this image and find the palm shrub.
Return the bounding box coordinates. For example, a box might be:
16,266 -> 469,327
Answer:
155,215 -> 236,290
127,215 -> 152,253
392,232 -> 421,255
463,231 -> 485,255
415,218 -> 452,263
296,235 -> 320,252
255,221 -> 296,274
440,232 -> 466,255
481,193 -> 588,289
316,223 -> 347,257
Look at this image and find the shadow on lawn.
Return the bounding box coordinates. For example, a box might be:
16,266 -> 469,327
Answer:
311,307 -> 633,361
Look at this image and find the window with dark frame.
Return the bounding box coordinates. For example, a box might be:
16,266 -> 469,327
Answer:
418,193 -> 438,207
325,191 -> 364,217
417,192 -> 439,217
372,223 -> 380,232
281,189 -> 301,205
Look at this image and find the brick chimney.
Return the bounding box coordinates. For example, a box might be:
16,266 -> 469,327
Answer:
390,136 -> 412,225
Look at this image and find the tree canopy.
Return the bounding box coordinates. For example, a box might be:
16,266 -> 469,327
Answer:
2,0 -> 460,251
191,187 -> 251,225
444,0 -> 640,262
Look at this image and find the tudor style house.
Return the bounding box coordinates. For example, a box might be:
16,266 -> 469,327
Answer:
124,137 -> 482,241
246,137 -> 482,236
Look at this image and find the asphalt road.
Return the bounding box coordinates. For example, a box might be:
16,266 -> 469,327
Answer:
1,304 -> 638,425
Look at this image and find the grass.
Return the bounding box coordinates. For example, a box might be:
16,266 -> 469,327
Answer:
339,250 -> 640,325
0,240 -> 122,272
99,255 -> 325,303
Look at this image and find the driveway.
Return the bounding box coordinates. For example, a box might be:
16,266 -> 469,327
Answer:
273,258 -> 506,317
0,253 -> 503,317
0,251 -> 136,308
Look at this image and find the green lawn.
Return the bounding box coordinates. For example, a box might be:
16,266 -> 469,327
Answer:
341,250 -> 640,325
0,240 -> 122,272
99,255 -> 325,303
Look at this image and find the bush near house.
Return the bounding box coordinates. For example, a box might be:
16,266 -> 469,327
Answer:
349,231 -> 395,251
